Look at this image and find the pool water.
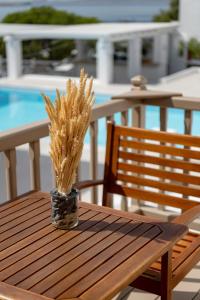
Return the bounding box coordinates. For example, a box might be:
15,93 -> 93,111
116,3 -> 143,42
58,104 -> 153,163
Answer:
0,87 -> 109,131
0,87 -> 200,146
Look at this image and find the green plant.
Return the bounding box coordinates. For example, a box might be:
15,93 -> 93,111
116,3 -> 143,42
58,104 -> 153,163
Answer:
188,38 -> 200,60
154,0 -> 179,22
0,6 -> 99,60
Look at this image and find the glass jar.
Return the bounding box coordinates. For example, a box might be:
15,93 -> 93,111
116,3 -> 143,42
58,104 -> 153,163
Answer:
51,188 -> 79,229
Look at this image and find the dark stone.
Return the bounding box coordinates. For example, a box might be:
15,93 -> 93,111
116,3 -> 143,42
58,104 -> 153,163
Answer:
51,188 -> 79,228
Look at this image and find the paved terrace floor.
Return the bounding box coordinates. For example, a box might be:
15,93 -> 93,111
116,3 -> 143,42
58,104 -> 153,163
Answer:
1,68 -> 200,97
0,74 -> 130,95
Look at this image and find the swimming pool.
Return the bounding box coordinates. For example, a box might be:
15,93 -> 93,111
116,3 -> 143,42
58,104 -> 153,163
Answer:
0,86 -> 200,146
0,87 -> 109,131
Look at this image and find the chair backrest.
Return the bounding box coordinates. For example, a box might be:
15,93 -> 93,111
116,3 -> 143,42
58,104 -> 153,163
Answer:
103,122 -> 200,211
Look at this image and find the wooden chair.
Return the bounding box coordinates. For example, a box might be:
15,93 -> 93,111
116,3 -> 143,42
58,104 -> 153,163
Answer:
77,122 -> 200,299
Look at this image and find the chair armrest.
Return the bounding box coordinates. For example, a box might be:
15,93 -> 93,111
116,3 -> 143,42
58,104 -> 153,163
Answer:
74,179 -> 104,190
172,204 -> 200,226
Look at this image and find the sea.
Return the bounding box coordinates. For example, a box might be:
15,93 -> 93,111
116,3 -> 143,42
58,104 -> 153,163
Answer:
0,0 -> 170,22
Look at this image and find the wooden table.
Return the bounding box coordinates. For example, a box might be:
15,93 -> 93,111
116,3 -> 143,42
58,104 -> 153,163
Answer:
0,191 -> 187,300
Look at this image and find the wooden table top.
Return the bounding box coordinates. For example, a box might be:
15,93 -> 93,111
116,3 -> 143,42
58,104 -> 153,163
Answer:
0,191 -> 187,300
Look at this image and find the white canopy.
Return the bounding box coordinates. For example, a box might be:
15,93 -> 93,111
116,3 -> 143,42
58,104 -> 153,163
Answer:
0,22 -> 178,41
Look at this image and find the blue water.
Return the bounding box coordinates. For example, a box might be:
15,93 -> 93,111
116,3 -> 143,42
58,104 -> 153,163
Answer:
0,86 -> 109,130
0,87 -> 200,146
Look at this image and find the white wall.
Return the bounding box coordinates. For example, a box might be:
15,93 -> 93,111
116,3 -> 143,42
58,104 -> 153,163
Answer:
180,0 -> 200,41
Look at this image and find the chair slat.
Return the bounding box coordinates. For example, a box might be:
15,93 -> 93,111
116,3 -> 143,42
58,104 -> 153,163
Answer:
120,111 -> 129,211
109,184 -> 198,210
120,139 -> 200,160
117,173 -> 200,197
116,125 -> 200,147
118,162 -> 200,186
119,151 -> 200,172
103,123 -> 200,299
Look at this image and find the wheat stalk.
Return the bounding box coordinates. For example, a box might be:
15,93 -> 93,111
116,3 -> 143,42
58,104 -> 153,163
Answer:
43,69 -> 94,194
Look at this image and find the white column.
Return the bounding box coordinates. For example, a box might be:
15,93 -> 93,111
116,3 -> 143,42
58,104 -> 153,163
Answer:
96,38 -> 113,84
75,40 -> 86,60
128,36 -> 142,78
4,35 -> 22,79
153,35 -> 161,64
168,32 -> 187,74
159,34 -> 169,76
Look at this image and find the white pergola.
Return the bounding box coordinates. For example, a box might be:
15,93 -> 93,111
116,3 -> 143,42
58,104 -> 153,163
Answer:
0,22 -> 178,84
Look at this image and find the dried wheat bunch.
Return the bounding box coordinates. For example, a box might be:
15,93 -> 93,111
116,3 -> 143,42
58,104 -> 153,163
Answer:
43,69 -> 94,194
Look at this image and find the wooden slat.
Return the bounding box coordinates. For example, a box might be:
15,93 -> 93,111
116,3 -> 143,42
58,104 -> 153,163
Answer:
111,127 -> 120,181
116,125 -> 200,147
0,192 -> 189,300
22,216 -> 128,292
120,112 -> 129,211
118,162 -> 200,186
117,173 -> 200,197
172,205 -> 200,225
109,184 -> 198,210
0,282 -> 53,300
119,139 -> 200,160
131,106 -> 146,208
0,197 -> 48,227
0,210 -> 101,282
160,250 -> 172,300
0,215 -> 51,253
0,195 -> 44,217
0,99 -> 138,152
171,244 -> 200,288
58,224 -> 156,299
0,204 -> 50,245
119,151 -> 200,172
0,199 -> 50,234
159,107 -> 168,211
0,208 -> 88,268
184,110 -> 193,135
142,96 -> 200,110
90,121 -> 98,204
29,140 -> 41,190
149,234 -> 200,290
183,110 -> 193,197
132,106 -> 145,129
43,223 -> 153,299
4,148 -> 17,200
172,235 -> 200,271
160,107 -> 168,132
77,227 -> 163,300
80,201 -> 158,223
121,111 -> 129,126
103,122 -> 114,207
91,99 -> 138,123
13,218 -> 135,294
112,90 -> 181,101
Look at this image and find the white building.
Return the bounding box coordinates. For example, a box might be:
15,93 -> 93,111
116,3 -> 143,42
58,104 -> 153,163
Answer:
0,22 -> 178,84
180,0 -> 200,41
0,0 -> 199,85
